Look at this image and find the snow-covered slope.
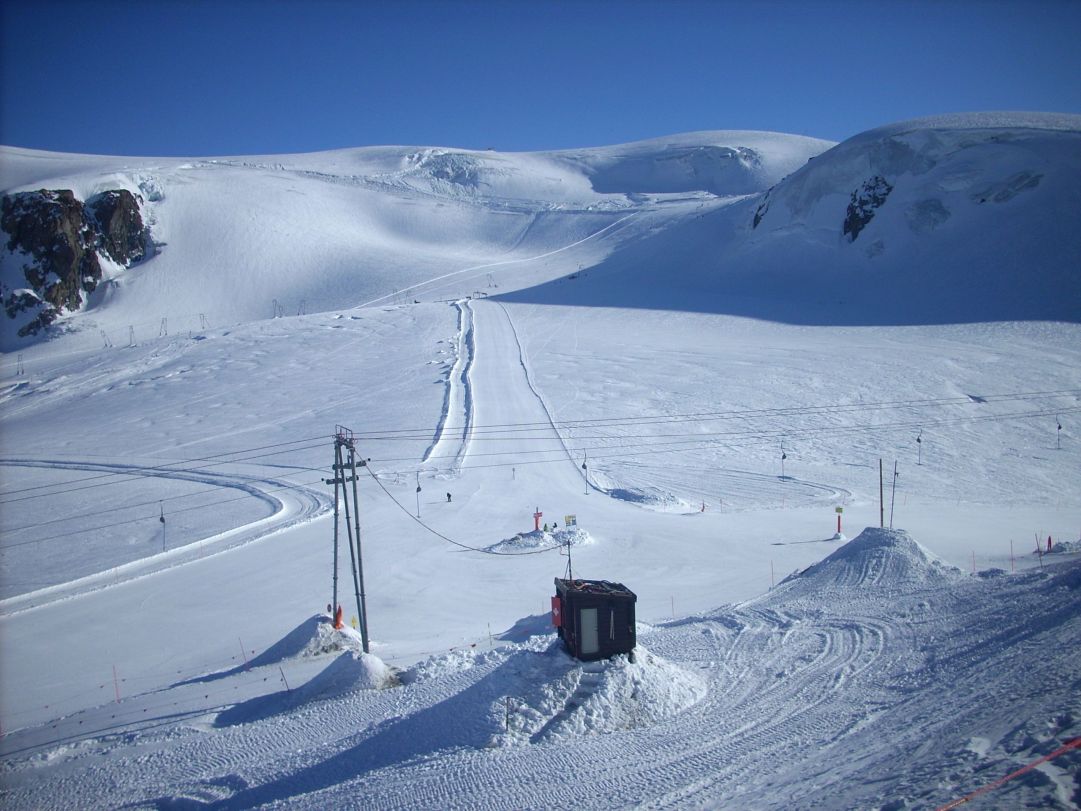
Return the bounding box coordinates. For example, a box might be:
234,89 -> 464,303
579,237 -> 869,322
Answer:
2,530 -> 1078,810
1,117 -> 1079,810
0,131 -> 831,349
5,115 -> 1078,347
505,112 -> 1081,324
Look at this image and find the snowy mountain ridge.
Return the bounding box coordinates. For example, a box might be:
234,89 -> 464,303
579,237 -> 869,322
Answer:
4,112 -> 1078,350
0,128 -> 831,348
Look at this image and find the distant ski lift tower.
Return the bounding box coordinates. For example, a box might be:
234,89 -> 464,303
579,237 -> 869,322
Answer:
324,426 -> 370,653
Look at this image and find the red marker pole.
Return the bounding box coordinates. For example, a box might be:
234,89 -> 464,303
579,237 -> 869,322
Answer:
533,507 -> 542,532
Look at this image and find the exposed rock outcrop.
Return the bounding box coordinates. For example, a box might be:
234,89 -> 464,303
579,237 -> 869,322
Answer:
1,188 -> 151,337
87,190 -> 151,266
842,175 -> 893,242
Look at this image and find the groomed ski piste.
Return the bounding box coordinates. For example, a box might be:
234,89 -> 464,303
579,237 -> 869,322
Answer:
1,116 -> 1080,808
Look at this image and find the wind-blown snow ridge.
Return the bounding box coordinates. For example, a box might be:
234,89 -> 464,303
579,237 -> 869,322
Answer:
843,110 -> 1081,142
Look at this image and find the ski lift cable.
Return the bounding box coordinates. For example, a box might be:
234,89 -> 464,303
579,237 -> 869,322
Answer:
363,467 -> 559,557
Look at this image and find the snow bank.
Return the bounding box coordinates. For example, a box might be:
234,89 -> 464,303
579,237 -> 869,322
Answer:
301,650 -> 398,694
302,617 -> 366,657
782,527 -> 961,592
491,641 -> 706,747
532,646 -> 707,741
213,649 -> 396,728
485,526 -> 593,553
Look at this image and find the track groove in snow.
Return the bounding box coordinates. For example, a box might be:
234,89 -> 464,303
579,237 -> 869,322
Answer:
420,300 -> 475,475
0,458 -> 332,614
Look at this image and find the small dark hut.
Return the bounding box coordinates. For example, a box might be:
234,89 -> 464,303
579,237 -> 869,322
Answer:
552,578 -> 637,661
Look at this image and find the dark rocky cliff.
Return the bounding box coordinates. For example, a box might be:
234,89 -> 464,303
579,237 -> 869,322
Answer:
1,188 -> 152,336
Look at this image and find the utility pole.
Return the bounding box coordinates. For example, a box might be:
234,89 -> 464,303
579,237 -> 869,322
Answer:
350,444 -> 370,653
326,426 -> 370,652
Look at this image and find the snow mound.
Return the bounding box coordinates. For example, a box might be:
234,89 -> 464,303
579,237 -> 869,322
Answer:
494,643 -> 706,747
176,615 -> 343,686
783,527 -> 961,592
607,485 -> 696,513
407,645 -> 503,683
213,650 -> 396,729
1050,539 -> 1081,554
485,526 -> 593,553
301,617 -> 366,657
301,650 -> 398,695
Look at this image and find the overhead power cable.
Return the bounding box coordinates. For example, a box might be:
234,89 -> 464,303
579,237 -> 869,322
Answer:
3,399 -> 1076,547
368,405 -> 1081,471
344,389 -> 1081,441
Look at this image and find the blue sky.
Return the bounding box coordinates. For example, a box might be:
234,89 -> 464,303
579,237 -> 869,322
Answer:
2,0 -> 1080,156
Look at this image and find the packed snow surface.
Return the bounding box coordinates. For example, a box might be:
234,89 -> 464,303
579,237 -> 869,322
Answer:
1,117 -> 1080,808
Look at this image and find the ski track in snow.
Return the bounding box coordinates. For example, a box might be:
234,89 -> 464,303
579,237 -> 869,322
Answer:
0,458 -> 332,615
3,124 -> 1081,809
7,540 -> 1075,810
355,212 -> 639,309
489,301 -> 589,486
419,300 -> 475,476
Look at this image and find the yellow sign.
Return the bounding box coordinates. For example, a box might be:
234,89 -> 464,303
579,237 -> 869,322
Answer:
835,507 -> 844,513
